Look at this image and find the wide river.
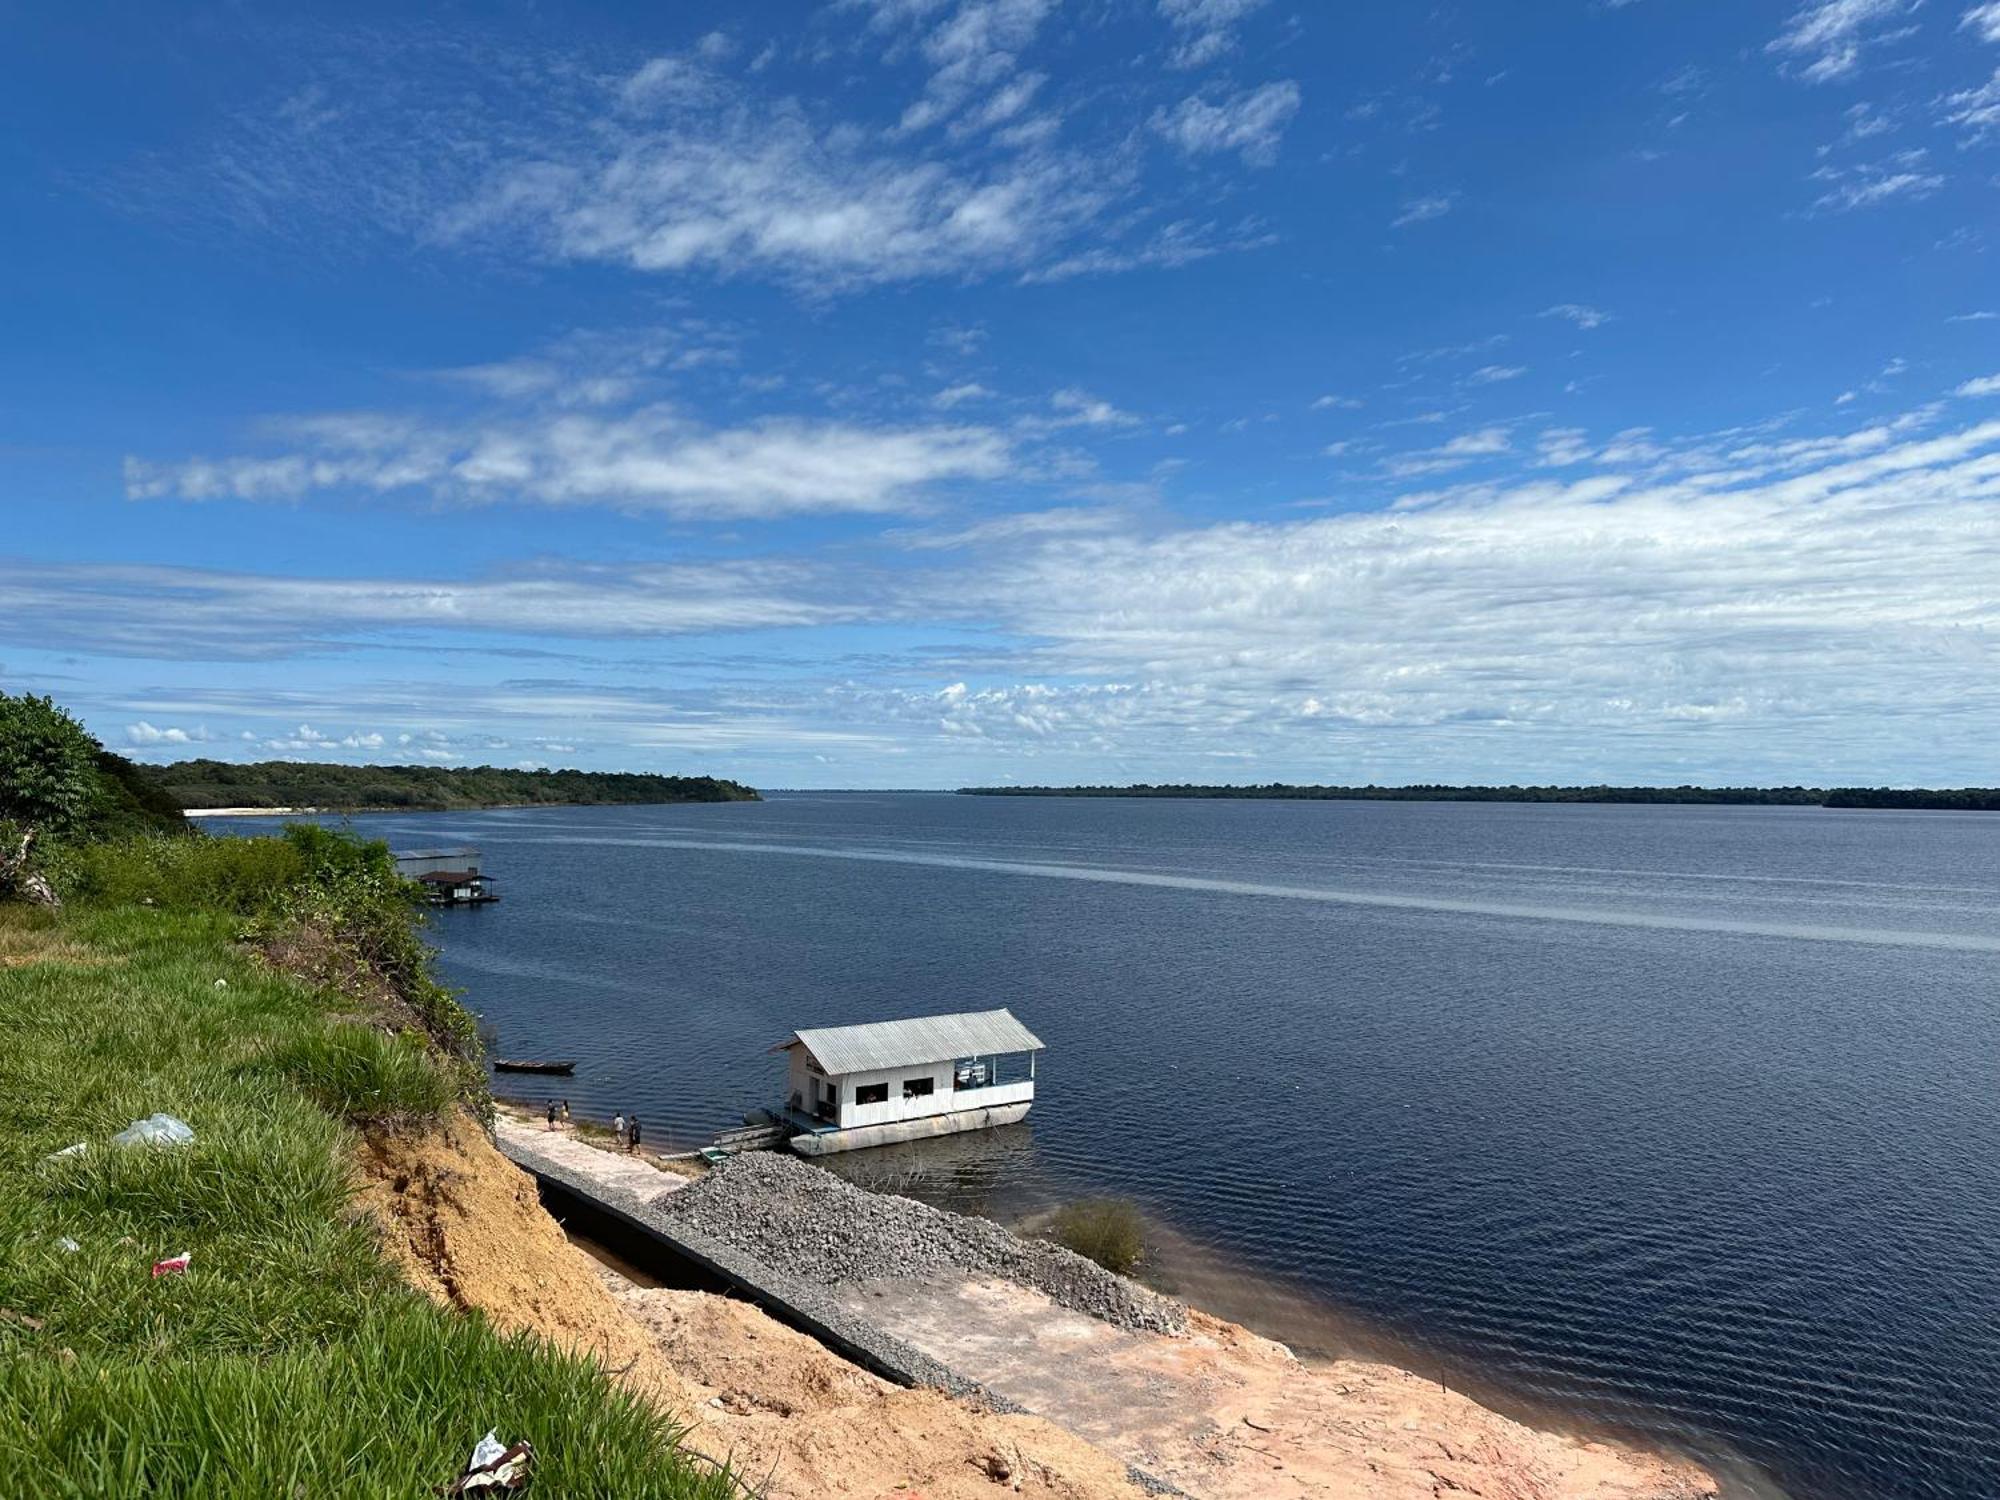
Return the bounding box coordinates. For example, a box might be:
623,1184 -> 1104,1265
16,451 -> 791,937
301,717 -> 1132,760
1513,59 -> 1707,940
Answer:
213,794 -> 2000,1499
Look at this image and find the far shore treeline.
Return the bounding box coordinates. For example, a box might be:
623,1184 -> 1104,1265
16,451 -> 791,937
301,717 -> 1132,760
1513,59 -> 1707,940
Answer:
959,784 -> 2000,811
143,759 -> 760,812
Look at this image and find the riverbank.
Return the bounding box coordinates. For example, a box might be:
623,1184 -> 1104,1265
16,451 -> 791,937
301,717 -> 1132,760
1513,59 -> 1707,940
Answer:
496,1102 -> 1718,1499
958,783 -> 2000,810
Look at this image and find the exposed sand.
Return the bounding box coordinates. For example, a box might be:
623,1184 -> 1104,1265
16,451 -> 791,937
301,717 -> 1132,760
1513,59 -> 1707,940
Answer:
185,806 -> 321,817
845,1272 -> 1715,1500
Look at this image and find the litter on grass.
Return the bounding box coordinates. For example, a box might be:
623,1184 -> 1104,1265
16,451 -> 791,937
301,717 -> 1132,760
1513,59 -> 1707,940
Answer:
43,1142 -> 87,1162
112,1114 -> 194,1148
440,1431 -> 534,1494
55,1237 -> 79,1253
150,1252 -> 191,1278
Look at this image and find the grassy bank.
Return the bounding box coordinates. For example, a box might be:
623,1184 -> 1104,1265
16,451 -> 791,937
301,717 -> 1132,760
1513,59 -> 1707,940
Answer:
0,836 -> 735,1497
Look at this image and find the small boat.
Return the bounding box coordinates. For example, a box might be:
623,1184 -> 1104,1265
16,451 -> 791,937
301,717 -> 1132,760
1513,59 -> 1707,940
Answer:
492,1058 -> 576,1075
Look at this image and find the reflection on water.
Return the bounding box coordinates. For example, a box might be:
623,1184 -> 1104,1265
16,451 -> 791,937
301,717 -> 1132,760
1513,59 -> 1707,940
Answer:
202,795 -> 2000,1500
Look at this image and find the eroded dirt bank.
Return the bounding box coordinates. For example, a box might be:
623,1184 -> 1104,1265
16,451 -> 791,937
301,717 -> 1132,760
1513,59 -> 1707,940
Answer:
357,1113 -> 1152,1499
357,1113 -> 1718,1500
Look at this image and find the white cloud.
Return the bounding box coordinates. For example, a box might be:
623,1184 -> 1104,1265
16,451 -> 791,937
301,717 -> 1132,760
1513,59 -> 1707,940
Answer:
1150,82 -> 1301,167
1964,2 -> 2000,42
1809,151 -> 1944,212
932,382 -> 995,408
126,406 -> 1010,520
125,721 -> 199,746
418,42 -> 1138,292
1948,310 -> 1999,322
1940,67 -> 2000,141
1535,428 -> 1596,466
1046,388 -> 1138,428
1468,365 -> 1527,384
1381,425 -> 1513,477
1158,0 -> 1268,69
1767,0 -> 1917,83
890,0 -> 1054,137
887,506 -> 1127,550
906,412 -> 2000,773
1837,99 -> 1898,142
133,23 -> 1297,295
1311,395 -> 1363,410
0,558 -> 868,659
1391,194 -> 1454,228
1022,218 -> 1277,282
1957,373 -> 2000,397
1542,303 -> 1612,330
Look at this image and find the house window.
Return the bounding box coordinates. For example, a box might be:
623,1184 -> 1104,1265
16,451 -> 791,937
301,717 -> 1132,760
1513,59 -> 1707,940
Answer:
992,1051 -> 1035,1086
953,1058 -> 989,1089
855,1082 -> 889,1106
902,1077 -> 934,1099
956,1053 -> 1033,1088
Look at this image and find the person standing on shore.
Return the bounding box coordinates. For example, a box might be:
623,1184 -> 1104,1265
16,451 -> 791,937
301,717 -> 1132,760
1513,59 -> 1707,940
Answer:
612,1112 -> 626,1149
560,1099 -> 571,1130
628,1115 -> 642,1154
545,1101 -> 557,1131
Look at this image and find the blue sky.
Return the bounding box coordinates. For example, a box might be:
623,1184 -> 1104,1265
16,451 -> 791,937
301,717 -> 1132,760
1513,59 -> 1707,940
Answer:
4,1 -> 1999,788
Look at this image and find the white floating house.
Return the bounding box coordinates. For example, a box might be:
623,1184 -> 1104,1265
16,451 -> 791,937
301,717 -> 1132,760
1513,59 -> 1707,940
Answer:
774,1008 -> 1045,1156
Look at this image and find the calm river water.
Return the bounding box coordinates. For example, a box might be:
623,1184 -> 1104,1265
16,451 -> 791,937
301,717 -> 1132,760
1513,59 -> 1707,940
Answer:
212,794 -> 2000,1499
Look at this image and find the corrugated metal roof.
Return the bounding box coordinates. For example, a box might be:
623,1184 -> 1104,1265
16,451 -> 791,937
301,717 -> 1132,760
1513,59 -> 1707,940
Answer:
778,1008 -> 1045,1076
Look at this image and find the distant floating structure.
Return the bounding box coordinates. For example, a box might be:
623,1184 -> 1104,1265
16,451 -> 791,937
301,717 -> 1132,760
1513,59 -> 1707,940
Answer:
392,847 -> 498,906
771,1008 -> 1044,1156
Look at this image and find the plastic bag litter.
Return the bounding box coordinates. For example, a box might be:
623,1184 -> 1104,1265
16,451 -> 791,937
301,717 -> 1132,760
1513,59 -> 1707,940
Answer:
440,1431 -> 534,1494
56,1237 -> 79,1254
111,1115 -> 194,1149
43,1142 -> 87,1162
151,1251 -> 191,1278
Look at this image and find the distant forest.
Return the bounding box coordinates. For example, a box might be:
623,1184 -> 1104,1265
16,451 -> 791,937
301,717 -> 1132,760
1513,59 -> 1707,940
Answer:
144,760 -> 760,811
960,784 -> 2000,810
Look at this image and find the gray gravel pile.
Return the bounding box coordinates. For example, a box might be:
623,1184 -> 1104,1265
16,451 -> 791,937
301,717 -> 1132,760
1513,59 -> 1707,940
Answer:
655,1151 -> 1187,1336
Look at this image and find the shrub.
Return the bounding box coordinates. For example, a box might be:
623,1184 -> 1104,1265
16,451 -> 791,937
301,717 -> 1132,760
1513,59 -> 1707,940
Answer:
67,834 -> 306,914
1049,1197 -> 1147,1276
0,693 -> 100,840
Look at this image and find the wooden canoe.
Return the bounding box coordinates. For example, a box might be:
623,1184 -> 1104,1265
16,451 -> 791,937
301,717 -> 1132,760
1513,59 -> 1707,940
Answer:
492,1058 -> 576,1075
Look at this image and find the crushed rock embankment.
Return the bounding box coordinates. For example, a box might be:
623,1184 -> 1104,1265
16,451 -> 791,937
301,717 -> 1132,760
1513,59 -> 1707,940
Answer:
652,1150 -> 1187,1336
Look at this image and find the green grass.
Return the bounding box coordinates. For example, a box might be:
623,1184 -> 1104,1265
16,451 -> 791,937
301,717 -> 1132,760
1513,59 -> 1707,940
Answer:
274,1024 -> 456,1126
0,900 -> 736,1498
1,1305 -> 726,1499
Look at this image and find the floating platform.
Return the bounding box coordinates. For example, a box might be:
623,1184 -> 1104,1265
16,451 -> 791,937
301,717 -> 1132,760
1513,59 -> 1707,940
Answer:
788,1102 -> 1031,1156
